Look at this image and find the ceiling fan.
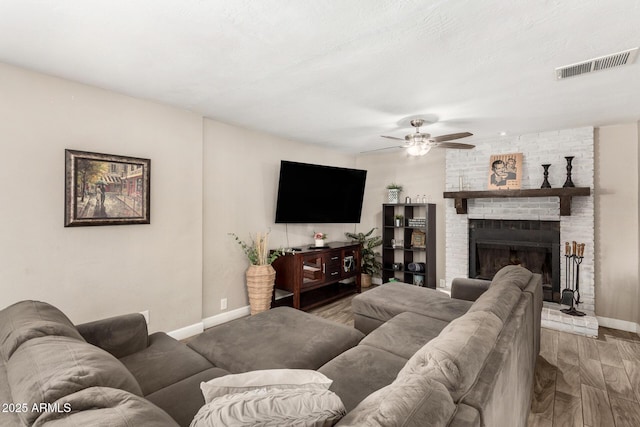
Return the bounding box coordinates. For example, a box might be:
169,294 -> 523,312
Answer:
371,119 -> 475,156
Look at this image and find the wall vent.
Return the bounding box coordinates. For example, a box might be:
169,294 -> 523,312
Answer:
555,47 -> 638,80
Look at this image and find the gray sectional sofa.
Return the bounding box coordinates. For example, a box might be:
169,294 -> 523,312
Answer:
0,265 -> 541,427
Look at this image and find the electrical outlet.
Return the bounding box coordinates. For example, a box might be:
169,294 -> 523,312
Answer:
140,310 -> 150,325
439,279 -> 446,288
220,298 -> 227,310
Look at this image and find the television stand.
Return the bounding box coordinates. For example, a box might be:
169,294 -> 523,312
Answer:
271,242 -> 361,310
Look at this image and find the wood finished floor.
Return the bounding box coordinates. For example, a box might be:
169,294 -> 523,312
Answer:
308,290 -> 640,427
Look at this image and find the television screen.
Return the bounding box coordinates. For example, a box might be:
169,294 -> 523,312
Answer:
275,161 -> 367,223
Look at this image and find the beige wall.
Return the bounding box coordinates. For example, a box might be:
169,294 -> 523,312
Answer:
0,63 -> 204,332
201,119 -> 359,318
356,149 -> 447,286
2,61 -> 639,333
594,123 -> 639,325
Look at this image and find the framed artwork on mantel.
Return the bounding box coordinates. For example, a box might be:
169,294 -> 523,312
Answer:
488,152 -> 522,190
64,149 -> 151,227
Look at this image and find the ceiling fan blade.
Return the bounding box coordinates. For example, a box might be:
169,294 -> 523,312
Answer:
360,145 -> 404,153
380,135 -> 406,141
434,142 -> 476,149
430,132 -> 473,142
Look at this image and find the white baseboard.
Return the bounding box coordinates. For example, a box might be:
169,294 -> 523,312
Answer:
202,305 -> 251,329
597,315 -> 640,334
167,322 -> 204,341
167,305 -> 251,340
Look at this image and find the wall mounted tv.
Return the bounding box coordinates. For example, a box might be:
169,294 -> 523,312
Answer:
275,161 -> 367,223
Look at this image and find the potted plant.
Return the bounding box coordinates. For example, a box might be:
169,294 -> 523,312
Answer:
394,214 -> 404,227
344,228 -> 383,288
230,231 -> 284,315
313,231 -> 328,247
386,183 -> 403,204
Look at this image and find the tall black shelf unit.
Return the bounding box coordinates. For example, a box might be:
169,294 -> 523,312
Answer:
381,203 -> 436,288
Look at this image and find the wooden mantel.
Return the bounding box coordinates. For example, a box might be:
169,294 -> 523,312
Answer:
442,187 -> 591,216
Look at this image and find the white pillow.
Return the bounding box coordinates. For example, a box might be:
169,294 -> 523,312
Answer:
200,369 -> 333,403
190,387 -> 346,427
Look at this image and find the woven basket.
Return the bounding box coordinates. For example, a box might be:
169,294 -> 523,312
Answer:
246,264 -> 276,315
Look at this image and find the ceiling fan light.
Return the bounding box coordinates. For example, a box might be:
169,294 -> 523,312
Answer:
407,144 -> 422,156
407,144 -> 431,156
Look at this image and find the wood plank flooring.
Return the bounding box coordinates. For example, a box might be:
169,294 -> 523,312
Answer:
307,290 -> 640,427
530,327 -> 640,427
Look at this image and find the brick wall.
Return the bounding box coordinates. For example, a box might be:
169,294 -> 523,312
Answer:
445,127 -> 595,314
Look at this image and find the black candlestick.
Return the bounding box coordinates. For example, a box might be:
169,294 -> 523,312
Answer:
541,164 -> 551,188
563,156 -> 575,188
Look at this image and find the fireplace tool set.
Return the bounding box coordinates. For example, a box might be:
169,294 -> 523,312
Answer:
560,241 -> 586,316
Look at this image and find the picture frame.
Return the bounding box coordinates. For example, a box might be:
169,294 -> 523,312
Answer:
410,230 -> 426,248
488,152 -> 522,190
64,149 -> 151,227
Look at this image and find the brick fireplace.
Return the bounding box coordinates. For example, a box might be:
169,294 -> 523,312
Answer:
445,127 -> 598,337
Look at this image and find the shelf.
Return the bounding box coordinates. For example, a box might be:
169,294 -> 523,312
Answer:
442,187 -> 590,216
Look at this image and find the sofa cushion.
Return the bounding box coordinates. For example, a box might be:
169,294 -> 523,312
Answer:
336,375 -> 456,427
146,367 -> 230,427
398,311 -> 503,401
0,300 -> 85,361
467,281 -> 522,322
76,313 -> 149,359
7,335 -> 142,425
191,387 -> 346,427
319,344 -> 407,412
491,265 -> 533,290
359,312 -> 448,359
31,386 -> 178,426
188,307 -> 364,373
352,283 -> 472,329
200,369 -> 333,403
119,332 -> 214,396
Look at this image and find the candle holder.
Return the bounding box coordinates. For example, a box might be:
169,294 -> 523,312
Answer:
562,156 -> 575,188
541,164 -> 551,188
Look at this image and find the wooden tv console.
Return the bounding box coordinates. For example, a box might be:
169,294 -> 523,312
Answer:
272,242 -> 361,310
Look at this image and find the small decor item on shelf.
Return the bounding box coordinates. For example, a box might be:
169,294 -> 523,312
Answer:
541,164 -> 552,188
410,230 -> 426,248
413,274 -> 425,287
407,262 -> 425,272
405,196 -> 411,203
229,231 -> 284,315
313,232 -> 327,247
407,217 -> 426,227
386,183 -> 403,204
394,215 -> 404,227
562,156 -> 575,188
392,262 -> 403,271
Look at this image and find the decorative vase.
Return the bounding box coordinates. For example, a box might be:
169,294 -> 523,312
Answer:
315,239 -> 325,247
245,264 -> 276,315
395,218 -> 402,227
361,273 -> 372,288
563,156 -> 575,188
541,164 -> 552,188
388,189 -> 400,204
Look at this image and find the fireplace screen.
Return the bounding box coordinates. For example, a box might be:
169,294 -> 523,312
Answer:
468,220 -> 560,302
475,243 -> 552,285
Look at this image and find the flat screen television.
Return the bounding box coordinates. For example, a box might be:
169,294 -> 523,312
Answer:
275,161 -> 367,223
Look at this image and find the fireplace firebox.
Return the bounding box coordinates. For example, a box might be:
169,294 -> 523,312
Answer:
468,219 -> 560,302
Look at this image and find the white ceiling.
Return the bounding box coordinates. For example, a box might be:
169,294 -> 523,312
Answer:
1,0 -> 639,153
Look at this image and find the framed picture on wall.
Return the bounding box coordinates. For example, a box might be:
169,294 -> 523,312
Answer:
488,152 -> 522,190
64,149 -> 151,226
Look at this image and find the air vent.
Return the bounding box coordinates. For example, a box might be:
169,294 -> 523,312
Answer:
555,47 -> 638,80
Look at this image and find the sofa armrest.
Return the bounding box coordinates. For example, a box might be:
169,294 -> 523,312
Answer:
451,278 -> 491,301
76,313 -> 149,359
